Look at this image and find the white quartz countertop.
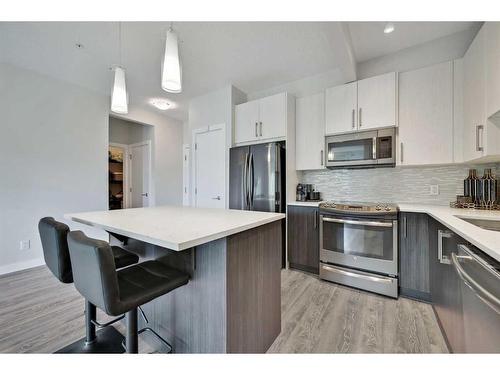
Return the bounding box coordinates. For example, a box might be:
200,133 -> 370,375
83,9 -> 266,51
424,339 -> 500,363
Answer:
65,206 -> 285,251
398,204 -> 500,262
287,201 -> 321,207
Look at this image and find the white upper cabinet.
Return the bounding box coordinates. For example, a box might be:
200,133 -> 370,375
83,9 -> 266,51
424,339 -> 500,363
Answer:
234,100 -> 260,144
357,72 -> 397,130
234,93 -> 288,145
486,22 -> 500,119
398,61 -> 454,166
296,93 -> 325,170
259,93 -> 287,140
325,72 -> 397,135
325,82 -> 357,135
463,25 -> 487,161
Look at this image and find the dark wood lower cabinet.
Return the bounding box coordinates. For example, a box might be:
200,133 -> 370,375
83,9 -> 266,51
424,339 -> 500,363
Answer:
287,205 -> 319,274
399,212 -> 431,301
428,218 -> 466,353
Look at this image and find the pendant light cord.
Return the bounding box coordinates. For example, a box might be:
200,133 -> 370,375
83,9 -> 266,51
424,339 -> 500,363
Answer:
119,22 -> 122,67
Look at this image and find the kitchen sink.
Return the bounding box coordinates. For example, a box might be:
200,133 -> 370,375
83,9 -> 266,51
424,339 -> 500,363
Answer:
458,217 -> 500,232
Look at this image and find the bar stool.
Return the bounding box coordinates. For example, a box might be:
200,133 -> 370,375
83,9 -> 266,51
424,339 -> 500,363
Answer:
67,230 -> 190,353
38,217 -> 139,353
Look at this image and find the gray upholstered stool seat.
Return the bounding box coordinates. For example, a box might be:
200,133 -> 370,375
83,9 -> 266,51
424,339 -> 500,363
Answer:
67,230 -> 189,352
116,261 -> 189,315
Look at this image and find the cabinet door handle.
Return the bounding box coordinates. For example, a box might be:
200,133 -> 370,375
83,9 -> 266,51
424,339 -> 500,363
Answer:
400,142 -> 404,164
352,109 -> 355,129
255,122 -> 258,137
438,229 -> 453,264
402,216 -> 407,238
259,121 -> 263,137
314,211 -> 318,228
320,150 -> 324,166
476,125 -> 484,152
358,107 -> 362,128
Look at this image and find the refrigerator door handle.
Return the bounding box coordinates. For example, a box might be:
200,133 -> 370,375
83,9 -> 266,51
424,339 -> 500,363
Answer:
248,153 -> 255,210
242,152 -> 249,209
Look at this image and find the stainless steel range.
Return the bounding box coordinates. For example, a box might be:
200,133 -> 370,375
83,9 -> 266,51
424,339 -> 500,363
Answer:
319,201 -> 399,298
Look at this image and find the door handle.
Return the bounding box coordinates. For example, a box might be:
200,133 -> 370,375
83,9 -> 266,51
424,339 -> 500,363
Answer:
400,142 -> 404,164
476,125 -> 484,152
212,196 -> 221,200
141,193 -> 148,197
352,109 -> 355,129
322,216 -> 393,227
255,122 -> 258,138
259,121 -> 263,137
358,108 -> 362,128
320,150 -> 324,166
437,229 -> 453,264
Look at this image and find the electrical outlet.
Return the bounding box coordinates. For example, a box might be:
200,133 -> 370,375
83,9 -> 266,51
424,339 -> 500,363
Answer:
429,185 -> 439,195
19,240 -> 30,251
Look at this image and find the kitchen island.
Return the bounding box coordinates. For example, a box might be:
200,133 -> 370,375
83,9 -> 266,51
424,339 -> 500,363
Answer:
65,206 -> 285,353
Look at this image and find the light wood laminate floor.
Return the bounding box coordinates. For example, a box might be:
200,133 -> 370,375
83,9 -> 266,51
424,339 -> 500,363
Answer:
268,269 -> 448,353
0,266 -> 448,353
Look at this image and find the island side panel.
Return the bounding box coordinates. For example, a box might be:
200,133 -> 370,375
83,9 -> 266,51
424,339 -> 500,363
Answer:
226,220 -> 283,353
148,238 -> 227,353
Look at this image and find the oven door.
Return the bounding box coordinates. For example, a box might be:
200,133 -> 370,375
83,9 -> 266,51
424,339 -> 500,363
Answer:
325,131 -> 378,168
320,215 -> 398,276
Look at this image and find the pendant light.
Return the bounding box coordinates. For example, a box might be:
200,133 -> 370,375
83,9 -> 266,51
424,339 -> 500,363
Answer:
111,22 -> 129,114
161,24 -> 182,93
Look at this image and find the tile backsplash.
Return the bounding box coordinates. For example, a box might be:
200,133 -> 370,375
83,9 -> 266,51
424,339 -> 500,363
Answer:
299,164 -> 500,205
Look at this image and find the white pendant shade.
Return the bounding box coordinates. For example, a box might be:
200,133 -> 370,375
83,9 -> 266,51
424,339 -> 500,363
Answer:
111,66 -> 128,114
161,29 -> 182,93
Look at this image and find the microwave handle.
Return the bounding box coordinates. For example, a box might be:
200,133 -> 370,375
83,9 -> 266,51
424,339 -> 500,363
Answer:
372,137 -> 377,160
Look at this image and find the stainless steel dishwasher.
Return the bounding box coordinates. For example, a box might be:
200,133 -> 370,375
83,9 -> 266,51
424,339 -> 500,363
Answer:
451,244 -> 500,353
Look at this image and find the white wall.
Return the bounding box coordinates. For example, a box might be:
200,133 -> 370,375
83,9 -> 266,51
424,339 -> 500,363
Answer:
109,116 -> 152,145
0,63 -> 184,275
0,62 -> 109,274
114,108 -> 184,207
185,85 -> 246,207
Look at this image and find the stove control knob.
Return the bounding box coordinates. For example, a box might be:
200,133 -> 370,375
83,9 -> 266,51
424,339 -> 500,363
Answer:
375,205 -> 382,211
385,206 -> 391,211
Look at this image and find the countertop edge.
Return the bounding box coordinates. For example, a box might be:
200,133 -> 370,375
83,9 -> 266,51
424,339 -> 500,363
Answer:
398,205 -> 500,262
65,212 -> 285,251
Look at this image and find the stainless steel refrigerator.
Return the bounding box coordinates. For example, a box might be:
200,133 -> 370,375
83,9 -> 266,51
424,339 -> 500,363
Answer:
229,142 -> 286,213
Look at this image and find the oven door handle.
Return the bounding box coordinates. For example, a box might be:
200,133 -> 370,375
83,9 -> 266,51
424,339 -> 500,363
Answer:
321,217 -> 393,228
321,264 -> 394,284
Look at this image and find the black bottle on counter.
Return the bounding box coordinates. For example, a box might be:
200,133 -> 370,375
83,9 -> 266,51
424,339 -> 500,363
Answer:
464,169 -> 479,203
481,168 -> 498,207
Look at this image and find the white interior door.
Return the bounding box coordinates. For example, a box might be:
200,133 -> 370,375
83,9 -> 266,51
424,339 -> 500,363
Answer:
130,141 -> 151,208
194,125 -> 225,208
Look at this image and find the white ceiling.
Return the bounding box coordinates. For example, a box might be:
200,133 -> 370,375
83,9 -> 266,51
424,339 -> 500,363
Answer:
0,21 -> 481,121
348,21 -> 480,62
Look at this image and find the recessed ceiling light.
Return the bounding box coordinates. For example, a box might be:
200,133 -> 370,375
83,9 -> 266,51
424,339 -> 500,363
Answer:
384,23 -> 395,34
149,98 -> 172,111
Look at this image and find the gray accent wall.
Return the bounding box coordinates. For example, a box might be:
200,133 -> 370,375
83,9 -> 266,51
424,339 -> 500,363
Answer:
300,164 -> 500,205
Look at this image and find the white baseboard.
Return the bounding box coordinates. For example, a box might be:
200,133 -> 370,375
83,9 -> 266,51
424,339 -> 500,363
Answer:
0,258 -> 45,276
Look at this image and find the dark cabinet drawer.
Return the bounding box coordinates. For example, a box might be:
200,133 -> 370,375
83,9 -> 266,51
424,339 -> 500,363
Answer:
287,205 -> 319,274
399,212 -> 431,301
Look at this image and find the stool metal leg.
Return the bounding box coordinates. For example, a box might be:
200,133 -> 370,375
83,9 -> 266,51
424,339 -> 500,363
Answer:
126,308 -> 138,353
85,300 -> 97,345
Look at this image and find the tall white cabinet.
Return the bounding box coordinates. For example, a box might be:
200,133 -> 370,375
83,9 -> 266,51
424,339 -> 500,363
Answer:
295,93 -> 325,170
398,61 -> 454,165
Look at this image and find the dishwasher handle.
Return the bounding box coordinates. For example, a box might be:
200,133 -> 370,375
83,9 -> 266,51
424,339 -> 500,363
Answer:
452,246 -> 500,315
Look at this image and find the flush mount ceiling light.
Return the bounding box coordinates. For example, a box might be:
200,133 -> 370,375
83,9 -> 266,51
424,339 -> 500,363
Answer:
111,22 -> 129,114
161,25 -> 182,94
149,98 -> 172,111
384,22 -> 395,34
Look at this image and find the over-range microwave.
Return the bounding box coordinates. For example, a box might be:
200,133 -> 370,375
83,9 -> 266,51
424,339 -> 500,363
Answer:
325,127 -> 396,169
